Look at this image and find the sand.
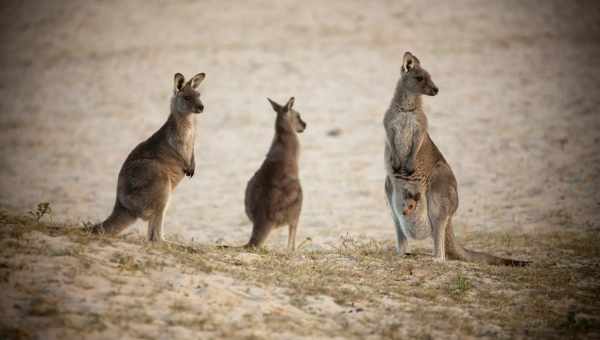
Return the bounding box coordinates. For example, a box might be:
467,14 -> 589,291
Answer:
1,1 -> 600,339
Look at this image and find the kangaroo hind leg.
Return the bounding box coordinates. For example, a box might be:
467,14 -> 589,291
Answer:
92,201 -> 137,235
426,163 -> 459,262
288,219 -> 298,251
147,181 -> 172,243
385,176 -> 409,255
245,218 -> 274,249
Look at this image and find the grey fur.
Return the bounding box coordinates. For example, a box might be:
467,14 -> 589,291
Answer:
244,97 -> 306,250
384,52 -> 437,178
384,52 -> 528,266
91,72 -> 206,242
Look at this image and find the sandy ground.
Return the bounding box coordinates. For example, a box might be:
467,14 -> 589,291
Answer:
2,214 -> 599,339
1,0 -> 600,339
1,0 -> 600,245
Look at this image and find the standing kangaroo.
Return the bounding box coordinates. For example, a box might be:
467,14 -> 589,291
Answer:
384,52 -> 527,266
244,97 -> 306,250
92,72 -> 206,242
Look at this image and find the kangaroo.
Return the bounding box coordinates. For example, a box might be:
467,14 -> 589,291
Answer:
400,184 -> 421,217
384,52 -> 528,266
389,176 -> 431,241
244,97 -> 306,250
91,72 -> 206,242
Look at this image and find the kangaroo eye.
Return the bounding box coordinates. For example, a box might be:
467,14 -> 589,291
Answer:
415,76 -> 424,82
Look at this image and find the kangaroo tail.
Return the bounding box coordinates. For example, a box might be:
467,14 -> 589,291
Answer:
445,221 -> 529,267
91,200 -> 137,235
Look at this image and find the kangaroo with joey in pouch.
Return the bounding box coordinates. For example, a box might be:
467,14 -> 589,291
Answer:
384,52 -> 528,266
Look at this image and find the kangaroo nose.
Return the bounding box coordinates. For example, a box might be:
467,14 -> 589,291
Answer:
197,104 -> 204,112
432,87 -> 439,95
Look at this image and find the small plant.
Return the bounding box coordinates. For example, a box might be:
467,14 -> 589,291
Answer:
169,300 -> 190,313
562,310 -> 593,332
48,245 -> 83,257
335,233 -> 387,257
0,210 -> 8,223
111,252 -> 144,272
501,232 -> 512,249
81,220 -> 95,231
28,202 -> 52,222
28,297 -> 59,317
296,237 -> 313,250
449,272 -> 471,297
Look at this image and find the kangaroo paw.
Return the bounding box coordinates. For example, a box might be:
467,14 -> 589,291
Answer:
393,172 -> 414,180
183,167 -> 195,177
392,166 -> 414,179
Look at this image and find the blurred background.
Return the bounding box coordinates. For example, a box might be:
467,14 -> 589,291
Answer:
1,0 -> 599,247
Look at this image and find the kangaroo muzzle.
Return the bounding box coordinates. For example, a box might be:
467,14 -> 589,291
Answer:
427,85 -> 439,96
297,120 -> 306,133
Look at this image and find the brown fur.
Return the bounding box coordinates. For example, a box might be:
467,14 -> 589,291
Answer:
244,97 -> 306,250
91,72 -> 206,242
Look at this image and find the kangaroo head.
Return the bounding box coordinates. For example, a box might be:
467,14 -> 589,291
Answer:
267,97 -> 306,134
172,72 -> 206,115
401,187 -> 421,216
401,52 -> 438,96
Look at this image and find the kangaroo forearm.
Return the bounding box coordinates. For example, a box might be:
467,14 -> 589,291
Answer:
184,152 -> 195,177
387,144 -> 403,171
386,129 -> 404,170
406,128 -> 425,171
405,154 -> 416,173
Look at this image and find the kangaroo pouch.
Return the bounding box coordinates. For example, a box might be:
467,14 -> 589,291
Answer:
390,178 -> 430,240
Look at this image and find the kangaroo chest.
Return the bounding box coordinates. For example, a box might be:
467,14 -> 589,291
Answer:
384,110 -> 426,174
167,121 -> 195,164
387,114 -> 421,158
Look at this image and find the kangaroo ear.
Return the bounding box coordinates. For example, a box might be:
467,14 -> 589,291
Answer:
267,98 -> 282,112
188,72 -> 206,89
174,73 -> 185,92
284,97 -> 295,111
402,52 -> 420,73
